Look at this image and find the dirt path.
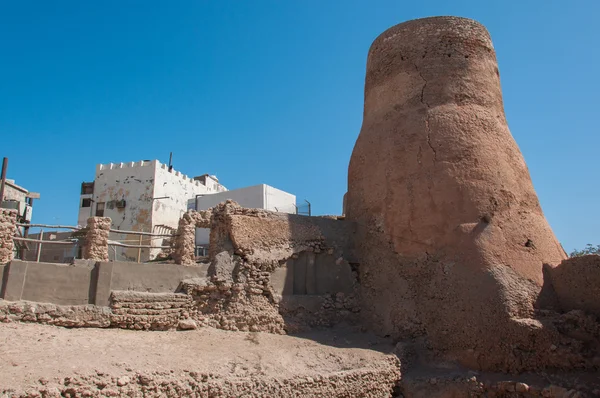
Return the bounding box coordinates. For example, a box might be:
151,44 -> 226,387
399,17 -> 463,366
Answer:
0,322 -> 400,397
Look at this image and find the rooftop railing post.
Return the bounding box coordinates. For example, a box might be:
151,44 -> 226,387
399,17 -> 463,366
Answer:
35,229 -> 43,262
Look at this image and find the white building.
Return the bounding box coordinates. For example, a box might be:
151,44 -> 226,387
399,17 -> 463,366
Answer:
77,160 -> 298,262
77,160 -> 226,261
192,184 -> 297,249
1,179 -> 37,223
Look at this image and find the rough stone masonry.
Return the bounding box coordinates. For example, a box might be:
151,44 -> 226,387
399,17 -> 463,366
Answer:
83,217 -> 111,261
0,208 -> 17,264
1,15 -> 600,398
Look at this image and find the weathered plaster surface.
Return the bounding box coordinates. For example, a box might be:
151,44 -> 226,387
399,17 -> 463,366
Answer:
86,160 -> 227,261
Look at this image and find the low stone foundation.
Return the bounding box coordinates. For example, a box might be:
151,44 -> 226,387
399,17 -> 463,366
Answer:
0,301 -> 112,328
1,366 -> 401,398
110,291 -> 193,331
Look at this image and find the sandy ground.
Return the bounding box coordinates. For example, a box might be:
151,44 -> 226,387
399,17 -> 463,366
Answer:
0,322 -> 399,396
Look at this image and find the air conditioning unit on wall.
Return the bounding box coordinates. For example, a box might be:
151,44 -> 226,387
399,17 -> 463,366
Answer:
116,199 -> 126,209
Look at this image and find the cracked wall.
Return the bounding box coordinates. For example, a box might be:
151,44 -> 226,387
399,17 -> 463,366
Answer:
346,16 -> 576,372
93,162 -> 156,261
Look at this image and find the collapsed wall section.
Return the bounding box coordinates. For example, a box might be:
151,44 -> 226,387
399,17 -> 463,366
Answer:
172,210 -> 212,265
547,255 -> 600,317
180,201 -> 359,333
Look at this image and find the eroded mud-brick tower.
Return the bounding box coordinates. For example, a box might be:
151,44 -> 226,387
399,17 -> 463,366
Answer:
346,16 -> 566,371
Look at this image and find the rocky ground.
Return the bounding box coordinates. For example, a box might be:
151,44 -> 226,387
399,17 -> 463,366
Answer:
0,322 -> 400,397
2,322 -> 600,397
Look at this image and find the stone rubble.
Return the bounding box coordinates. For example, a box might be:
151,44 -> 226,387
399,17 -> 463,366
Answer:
0,208 -> 17,264
83,217 -> 111,261
0,363 -> 401,398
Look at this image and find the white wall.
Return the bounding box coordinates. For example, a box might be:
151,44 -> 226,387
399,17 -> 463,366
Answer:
195,184 -> 266,211
3,181 -> 28,203
92,161 -> 157,261
77,193 -> 93,227
264,185 -> 297,213
150,163 -> 218,259
152,163 -> 214,230
84,160 -> 229,261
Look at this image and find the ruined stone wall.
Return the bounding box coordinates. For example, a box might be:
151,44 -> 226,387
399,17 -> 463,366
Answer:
209,200 -> 354,266
83,217 -> 111,261
548,255 -> 600,317
109,291 -> 194,330
0,208 -> 17,264
172,210 -> 211,265
0,301 -> 112,328
168,201 -> 359,333
206,201 -> 358,332
346,16 -> 583,372
0,293 -> 195,331
0,201 -> 358,334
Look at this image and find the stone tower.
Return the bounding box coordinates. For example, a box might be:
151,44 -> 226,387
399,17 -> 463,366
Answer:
346,16 -> 567,371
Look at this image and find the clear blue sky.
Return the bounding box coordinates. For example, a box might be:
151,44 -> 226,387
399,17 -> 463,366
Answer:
1,1 -> 598,252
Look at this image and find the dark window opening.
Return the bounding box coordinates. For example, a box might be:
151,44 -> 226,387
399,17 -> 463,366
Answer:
96,202 -> 105,217
81,198 -> 92,208
81,182 -> 94,195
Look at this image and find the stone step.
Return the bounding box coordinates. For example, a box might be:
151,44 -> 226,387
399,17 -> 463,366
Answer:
110,290 -> 190,303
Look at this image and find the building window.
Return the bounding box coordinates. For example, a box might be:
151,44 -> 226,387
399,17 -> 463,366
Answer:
96,202 -> 105,217
81,198 -> 92,208
81,182 -> 94,195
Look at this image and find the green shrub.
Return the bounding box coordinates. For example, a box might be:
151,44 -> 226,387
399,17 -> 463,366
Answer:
569,244 -> 600,257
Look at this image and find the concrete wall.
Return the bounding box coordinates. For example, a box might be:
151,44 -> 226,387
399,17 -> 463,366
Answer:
1,260 -> 94,305
196,184 -> 267,211
0,260 -> 208,307
264,185 -> 296,213
77,193 -> 93,227
3,180 -> 28,203
111,262 -> 208,293
22,261 -> 94,305
270,252 -> 355,297
0,264 -> 6,293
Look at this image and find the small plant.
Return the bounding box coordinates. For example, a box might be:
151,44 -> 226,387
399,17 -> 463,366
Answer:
569,244 -> 600,257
